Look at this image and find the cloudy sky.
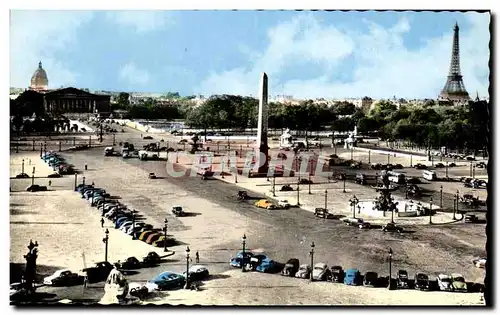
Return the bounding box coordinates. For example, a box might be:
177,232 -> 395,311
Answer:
9,10 -> 490,99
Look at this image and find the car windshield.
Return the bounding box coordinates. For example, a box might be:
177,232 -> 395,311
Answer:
173,207 -> 183,211
453,277 -> 465,282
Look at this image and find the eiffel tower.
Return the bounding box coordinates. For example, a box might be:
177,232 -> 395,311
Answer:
439,23 -> 470,102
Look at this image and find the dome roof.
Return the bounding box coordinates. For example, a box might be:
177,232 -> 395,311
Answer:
30,61 -> 48,90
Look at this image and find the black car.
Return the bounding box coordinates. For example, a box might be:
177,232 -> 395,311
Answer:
81,261 -> 113,283
116,257 -> 142,270
382,223 -> 403,233
406,184 -> 421,197
329,266 -> 344,283
26,184 -> 48,192
363,271 -> 378,287
142,251 -> 162,266
434,163 -> 445,168
15,173 -> 30,178
370,163 -> 383,170
143,136 -> 153,140
397,270 -> 410,289
414,273 -> 431,291
280,185 -> 293,192
414,163 -> 427,169
299,178 -> 313,185
172,206 -> 185,217
393,164 -> 404,169
281,258 -> 300,277
465,214 -> 479,223
48,173 -> 62,178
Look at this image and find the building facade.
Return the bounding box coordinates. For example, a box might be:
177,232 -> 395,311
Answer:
43,87 -> 111,115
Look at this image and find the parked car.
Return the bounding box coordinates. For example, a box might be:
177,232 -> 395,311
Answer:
311,263 -> 329,281
295,264 -> 312,279
172,206 -> 185,217
145,233 -> 162,244
143,136 -> 153,140
473,258 -> 486,269
280,184 -> 293,192
363,271 -> 378,287
146,271 -> 185,291
281,258 -> 300,277
80,261 -> 114,283
437,274 -> 453,291
254,199 -> 277,210
434,163 -> 445,168
142,251 -> 162,266
397,270 -> 410,289
26,184 -> 47,192
382,223 -> 403,233
314,207 -> 333,219
299,178 -> 313,185
414,273 -> 431,291
139,231 -> 156,242
414,163 -> 427,169
230,251 -> 254,268
237,190 -> 249,200
278,199 -> 291,209
465,214 -> 479,223
329,266 -> 344,283
43,269 -> 81,286
115,257 -> 142,270
358,221 -> 372,229
450,273 -> 468,292
344,268 -> 362,286
15,173 -> 30,178
148,173 -> 157,179
476,162 -> 487,168
256,258 -> 280,273
459,194 -> 480,207
184,265 -> 210,281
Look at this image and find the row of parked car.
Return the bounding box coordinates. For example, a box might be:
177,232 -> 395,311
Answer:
229,252 -> 471,292
41,151 -> 76,175
75,184 -> 173,248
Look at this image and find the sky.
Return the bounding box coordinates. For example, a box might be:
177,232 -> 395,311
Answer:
9,10 -> 490,99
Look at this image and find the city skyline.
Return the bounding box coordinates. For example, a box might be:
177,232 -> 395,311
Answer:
10,10 -> 490,99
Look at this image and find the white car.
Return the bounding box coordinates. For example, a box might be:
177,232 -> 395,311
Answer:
278,200 -> 291,209
437,274 -> 453,291
312,263 -> 329,281
473,258 -> 486,268
43,269 -> 80,286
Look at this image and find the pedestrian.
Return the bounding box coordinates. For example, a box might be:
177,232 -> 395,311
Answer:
83,274 -> 88,289
100,218 -> 104,228
48,180 -> 52,187
29,159 -> 31,165
85,164 -> 88,170
195,251 -> 200,263
92,181 -> 95,186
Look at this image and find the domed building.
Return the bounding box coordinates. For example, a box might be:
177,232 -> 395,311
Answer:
29,61 -> 49,91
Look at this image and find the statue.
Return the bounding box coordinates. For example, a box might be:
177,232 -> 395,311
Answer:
280,128 -> 293,149
190,134 -> 200,154
23,240 -> 39,294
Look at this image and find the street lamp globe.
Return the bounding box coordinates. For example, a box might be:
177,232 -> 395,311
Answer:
105,228 -> 109,236
242,234 -> 247,243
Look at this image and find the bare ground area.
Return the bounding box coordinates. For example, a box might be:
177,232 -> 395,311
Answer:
9,128 -> 487,306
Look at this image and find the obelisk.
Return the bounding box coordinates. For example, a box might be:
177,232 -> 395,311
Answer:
255,72 -> 269,175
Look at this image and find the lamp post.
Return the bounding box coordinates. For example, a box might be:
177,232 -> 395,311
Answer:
31,167 -> 35,186
390,199 -> 397,224
368,150 -> 371,164
308,173 -> 312,195
469,161 -> 473,177
453,199 -> 457,220
234,167 -> 238,183
349,195 -> 359,219
272,175 -> 276,197
410,154 -> 413,167
184,247 -> 191,289
343,174 -> 346,193
131,209 -> 137,240
388,248 -> 393,290
22,159 -> 25,174
176,151 -> 179,164
324,189 -> 328,210
405,184 -> 408,199
221,159 -> 225,179
163,218 -> 168,252
112,133 -> 116,146
309,242 -> 315,281
387,153 -> 390,165
83,176 -> 86,186
296,180 -> 300,206
429,197 -> 433,224
445,161 -> 449,180
91,190 -> 95,207
74,173 -> 78,191
472,164 -> 476,179
440,185 -> 443,209
456,189 -> 460,218
350,146 -> 353,161
241,234 -> 247,272
102,228 -> 109,263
